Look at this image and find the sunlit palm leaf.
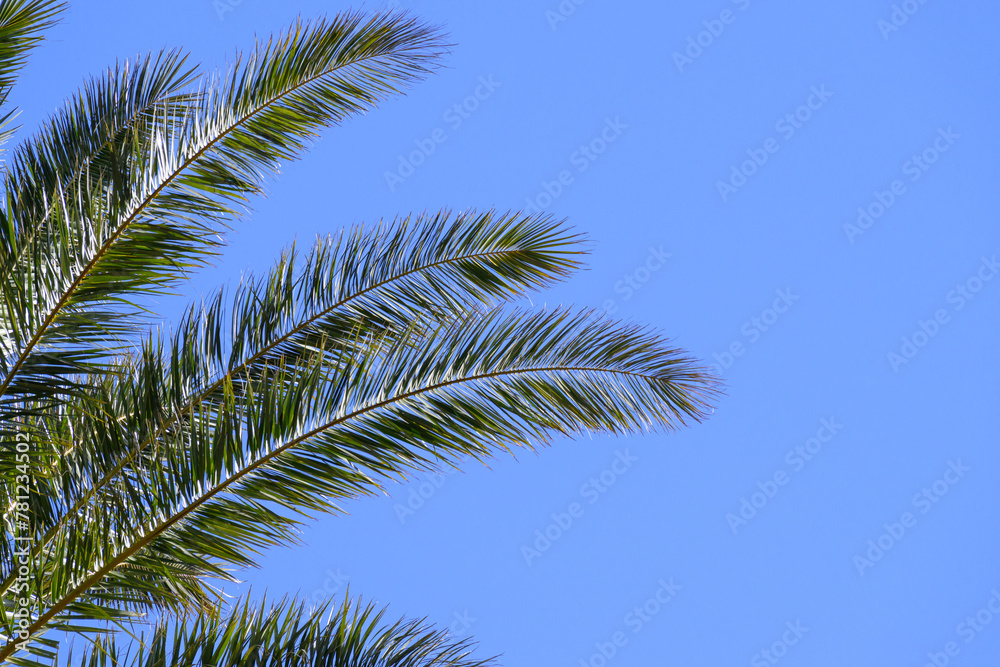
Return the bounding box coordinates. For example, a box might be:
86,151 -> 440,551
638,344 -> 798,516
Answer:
67,595 -> 493,667
0,209 -> 583,602
9,305 -> 716,654
0,11 -> 447,417
0,0 -> 64,155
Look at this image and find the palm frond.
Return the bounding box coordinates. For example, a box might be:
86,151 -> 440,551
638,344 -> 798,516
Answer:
0,209 -> 588,650
0,48 -> 198,267
0,0 -> 64,155
61,595 -> 493,667
0,208 -> 583,599
0,11 -> 447,417
0,1 -> 62,93
5,306 -> 717,652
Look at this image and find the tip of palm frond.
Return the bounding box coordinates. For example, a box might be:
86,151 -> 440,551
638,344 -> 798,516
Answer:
0,0 -> 65,86
247,8 -> 453,82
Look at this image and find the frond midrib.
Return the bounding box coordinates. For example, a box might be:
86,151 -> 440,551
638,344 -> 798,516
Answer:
0,69 -> 197,289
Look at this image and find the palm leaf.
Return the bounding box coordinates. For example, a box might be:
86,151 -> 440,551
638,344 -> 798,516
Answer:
0,11 -> 447,417
0,0 -> 64,154
0,1 -> 62,94
4,305 -> 717,655
0,208 -> 583,602
64,595 -> 493,667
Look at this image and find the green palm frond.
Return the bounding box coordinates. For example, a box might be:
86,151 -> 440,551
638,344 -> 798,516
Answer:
0,11 -> 447,416
0,1 -> 62,94
0,47 -> 198,273
0,0 -> 64,153
66,595 -> 493,667
9,303 -> 716,652
0,209 -> 591,652
0,209 -> 583,600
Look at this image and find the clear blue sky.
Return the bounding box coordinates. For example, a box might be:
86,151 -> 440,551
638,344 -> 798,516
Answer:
12,1 -> 1000,665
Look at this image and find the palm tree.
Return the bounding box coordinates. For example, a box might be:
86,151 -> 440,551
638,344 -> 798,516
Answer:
0,2 -> 718,665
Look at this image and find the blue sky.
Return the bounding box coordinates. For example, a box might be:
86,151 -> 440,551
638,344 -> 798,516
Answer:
12,0 -> 1000,665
